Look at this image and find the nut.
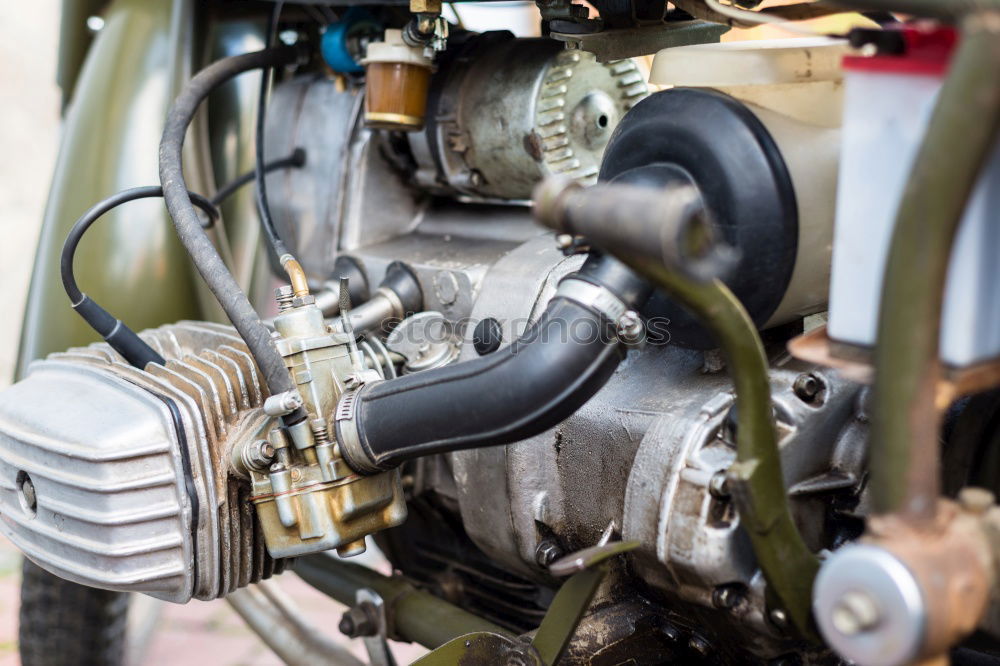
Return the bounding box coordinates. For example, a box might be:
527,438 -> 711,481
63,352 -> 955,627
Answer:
535,539 -> 564,568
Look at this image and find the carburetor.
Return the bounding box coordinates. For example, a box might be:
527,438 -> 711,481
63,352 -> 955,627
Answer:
249,283 -> 407,559
0,284 -> 405,602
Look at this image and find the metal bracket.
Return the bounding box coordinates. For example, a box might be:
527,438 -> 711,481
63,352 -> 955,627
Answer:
413,541 -> 638,666
550,20 -> 729,62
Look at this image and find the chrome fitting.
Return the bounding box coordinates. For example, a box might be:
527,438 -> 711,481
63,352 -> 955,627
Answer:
263,390 -> 303,417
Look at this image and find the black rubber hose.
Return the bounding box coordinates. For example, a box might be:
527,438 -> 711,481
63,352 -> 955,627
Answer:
254,1 -> 289,259
340,255 -> 650,472
60,186 -> 219,368
159,45 -> 303,408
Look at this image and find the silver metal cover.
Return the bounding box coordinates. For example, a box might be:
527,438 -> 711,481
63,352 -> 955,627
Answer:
0,360 -> 199,603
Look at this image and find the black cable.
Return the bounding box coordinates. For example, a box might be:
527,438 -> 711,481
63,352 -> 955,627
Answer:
211,147 -> 306,206
60,187 -> 219,368
61,150 -> 306,370
210,148 -> 306,206
254,1 -> 288,259
159,45 -> 304,417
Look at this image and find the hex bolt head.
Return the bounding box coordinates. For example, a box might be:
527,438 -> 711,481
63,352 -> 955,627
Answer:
708,470 -> 730,499
793,373 -> 823,403
339,606 -> 376,638
243,439 -> 276,472
830,590 -> 881,636
535,539 -> 564,568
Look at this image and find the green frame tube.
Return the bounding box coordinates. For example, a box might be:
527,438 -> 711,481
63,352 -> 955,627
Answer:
640,267 -> 819,637
870,12 -> 1000,520
295,555 -> 510,649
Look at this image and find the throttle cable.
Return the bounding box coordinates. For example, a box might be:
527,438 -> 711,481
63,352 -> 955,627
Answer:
62,149 -> 306,369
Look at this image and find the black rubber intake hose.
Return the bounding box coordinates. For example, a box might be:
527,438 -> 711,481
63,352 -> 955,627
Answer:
338,254 -> 649,473
158,46 -> 304,414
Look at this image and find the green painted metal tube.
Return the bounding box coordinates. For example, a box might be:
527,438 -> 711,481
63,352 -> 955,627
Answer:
638,269 -> 819,638
17,0 -> 202,378
295,555 -> 510,649
871,13 -> 1000,520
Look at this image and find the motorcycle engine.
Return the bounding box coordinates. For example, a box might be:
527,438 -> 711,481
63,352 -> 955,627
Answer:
0,28 -> 871,662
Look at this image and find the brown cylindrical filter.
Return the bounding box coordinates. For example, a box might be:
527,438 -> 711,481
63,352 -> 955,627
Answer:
362,29 -> 433,131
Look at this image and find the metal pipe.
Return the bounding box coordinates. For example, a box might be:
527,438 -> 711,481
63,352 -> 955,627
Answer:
281,255 -> 311,298
533,179 -> 735,284
651,274 -> 818,639
295,555 -> 510,649
870,12 -> 1000,521
227,579 -> 364,666
330,290 -> 401,335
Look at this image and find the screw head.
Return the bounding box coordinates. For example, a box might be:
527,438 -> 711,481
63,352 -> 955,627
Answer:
616,310 -> 644,345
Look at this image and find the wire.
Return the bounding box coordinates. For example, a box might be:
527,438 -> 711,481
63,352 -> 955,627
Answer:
210,147 -> 306,206
59,187 -> 218,368
62,150 -> 305,369
254,1 -> 289,259
704,0 -> 825,35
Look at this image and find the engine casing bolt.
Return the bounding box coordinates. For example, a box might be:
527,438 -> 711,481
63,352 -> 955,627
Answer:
708,470 -> 730,499
535,539 -> 564,568
793,373 -> 823,403
712,584 -> 744,610
688,635 -> 712,657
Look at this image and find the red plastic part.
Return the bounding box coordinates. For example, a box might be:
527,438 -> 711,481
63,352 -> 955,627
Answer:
843,24 -> 958,77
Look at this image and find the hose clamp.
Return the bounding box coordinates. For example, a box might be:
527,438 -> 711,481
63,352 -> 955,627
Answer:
334,389 -> 382,475
556,278 -> 644,347
556,278 -> 628,322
